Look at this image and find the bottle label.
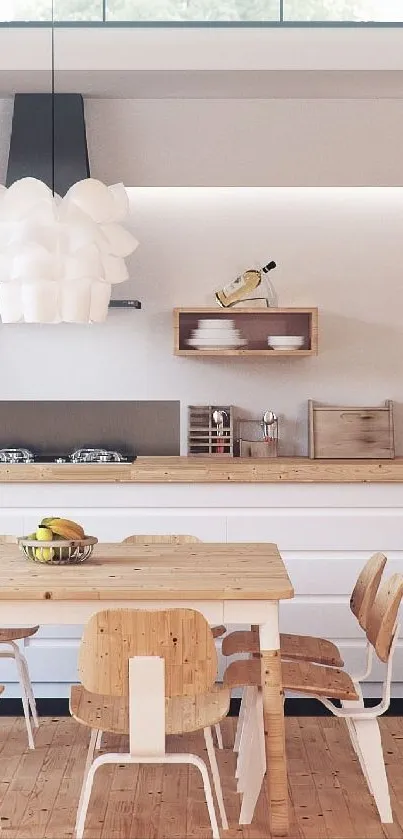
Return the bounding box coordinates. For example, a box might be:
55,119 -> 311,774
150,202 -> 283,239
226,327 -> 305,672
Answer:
221,274 -> 246,296
223,270 -> 260,295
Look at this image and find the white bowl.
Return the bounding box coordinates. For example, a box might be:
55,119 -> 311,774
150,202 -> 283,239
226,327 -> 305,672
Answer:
198,319 -> 235,329
268,335 -> 305,349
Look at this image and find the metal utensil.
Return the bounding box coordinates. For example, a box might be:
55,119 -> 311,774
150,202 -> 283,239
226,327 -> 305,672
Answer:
212,409 -> 228,454
262,410 -> 278,441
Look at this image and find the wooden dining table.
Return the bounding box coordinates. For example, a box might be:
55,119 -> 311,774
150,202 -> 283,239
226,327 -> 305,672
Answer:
0,541 -> 294,836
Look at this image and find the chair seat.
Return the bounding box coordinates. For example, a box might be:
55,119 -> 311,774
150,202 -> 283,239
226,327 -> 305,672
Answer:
222,629 -> 344,668
0,625 -> 39,643
70,683 -> 231,736
224,657 -> 358,702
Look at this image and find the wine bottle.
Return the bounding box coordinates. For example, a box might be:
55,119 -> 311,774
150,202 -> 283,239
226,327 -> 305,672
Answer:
215,260 -> 276,308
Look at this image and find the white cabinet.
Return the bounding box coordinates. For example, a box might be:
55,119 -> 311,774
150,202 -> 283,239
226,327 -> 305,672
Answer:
1,482 -> 402,699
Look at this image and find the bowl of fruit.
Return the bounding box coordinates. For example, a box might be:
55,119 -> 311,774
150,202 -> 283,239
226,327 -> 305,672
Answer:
18,517 -> 98,564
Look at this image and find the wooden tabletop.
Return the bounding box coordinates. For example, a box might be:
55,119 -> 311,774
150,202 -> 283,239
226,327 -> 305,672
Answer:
0,456 -> 402,483
0,543 -> 293,602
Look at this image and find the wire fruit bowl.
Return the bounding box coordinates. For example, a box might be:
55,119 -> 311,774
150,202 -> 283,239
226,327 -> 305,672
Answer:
18,536 -> 98,564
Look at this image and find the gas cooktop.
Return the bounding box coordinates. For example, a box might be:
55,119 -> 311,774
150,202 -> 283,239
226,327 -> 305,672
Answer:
0,448 -> 136,464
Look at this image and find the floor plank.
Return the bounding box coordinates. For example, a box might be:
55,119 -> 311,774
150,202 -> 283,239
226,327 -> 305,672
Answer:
0,716 -> 401,839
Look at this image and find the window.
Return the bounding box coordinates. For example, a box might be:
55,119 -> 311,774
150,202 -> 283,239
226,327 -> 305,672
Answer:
107,1 -> 278,22
283,1 -> 403,21
1,0 -> 403,23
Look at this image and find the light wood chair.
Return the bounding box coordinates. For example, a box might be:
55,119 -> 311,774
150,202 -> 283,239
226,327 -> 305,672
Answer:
224,551 -> 386,755
122,533 -> 226,748
71,608 -> 231,839
224,572 -> 403,827
223,551 -> 387,667
0,535 -> 39,749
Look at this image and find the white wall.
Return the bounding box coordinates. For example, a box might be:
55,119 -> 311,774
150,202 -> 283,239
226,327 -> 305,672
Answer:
84,98 -> 403,187
0,185 -> 402,455
1,94 -> 403,454
3,97 -> 403,187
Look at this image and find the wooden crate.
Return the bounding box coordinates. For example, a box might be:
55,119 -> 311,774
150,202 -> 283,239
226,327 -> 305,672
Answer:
188,405 -> 234,457
308,400 -> 394,459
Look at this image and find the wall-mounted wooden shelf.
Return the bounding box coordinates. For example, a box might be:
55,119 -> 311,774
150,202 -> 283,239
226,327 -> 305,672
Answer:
174,307 -> 318,357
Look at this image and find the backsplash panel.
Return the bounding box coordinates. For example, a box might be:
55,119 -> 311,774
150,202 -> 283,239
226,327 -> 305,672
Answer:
0,401 -> 180,456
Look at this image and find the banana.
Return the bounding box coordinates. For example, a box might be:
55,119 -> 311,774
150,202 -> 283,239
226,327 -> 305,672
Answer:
36,526 -> 53,541
48,519 -> 85,540
35,547 -> 54,562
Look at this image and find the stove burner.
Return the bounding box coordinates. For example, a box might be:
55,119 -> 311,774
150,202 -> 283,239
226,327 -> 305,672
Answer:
0,447 -> 134,464
70,448 -> 129,464
0,448 -> 34,463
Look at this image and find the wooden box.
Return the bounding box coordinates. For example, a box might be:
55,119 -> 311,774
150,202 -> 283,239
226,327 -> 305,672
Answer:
308,400 -> 394,459
188,405 -> 234,457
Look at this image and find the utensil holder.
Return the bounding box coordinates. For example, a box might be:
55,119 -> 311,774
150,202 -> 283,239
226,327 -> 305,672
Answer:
188,405 -> 234,456
237,418 -> 279,457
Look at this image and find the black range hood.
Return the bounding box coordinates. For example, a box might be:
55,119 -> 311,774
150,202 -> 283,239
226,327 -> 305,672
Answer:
6,93 -> 141,310
7,93 -> 89,196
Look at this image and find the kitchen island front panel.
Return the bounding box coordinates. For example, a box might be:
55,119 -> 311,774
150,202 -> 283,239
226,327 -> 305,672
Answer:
1,479 -> 403,699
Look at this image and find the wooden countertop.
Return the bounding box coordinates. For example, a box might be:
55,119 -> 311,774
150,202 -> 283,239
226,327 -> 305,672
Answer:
0,456 -> 403,483
0,542 -> 294,601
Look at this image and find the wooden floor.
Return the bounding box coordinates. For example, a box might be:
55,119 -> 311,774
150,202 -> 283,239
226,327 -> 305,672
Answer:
0,716 -> 403,839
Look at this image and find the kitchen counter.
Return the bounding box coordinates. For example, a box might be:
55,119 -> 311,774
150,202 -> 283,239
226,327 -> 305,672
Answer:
1,456 -> 403,483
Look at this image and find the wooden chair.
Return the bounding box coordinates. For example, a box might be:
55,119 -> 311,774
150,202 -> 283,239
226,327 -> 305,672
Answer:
122,533 -> 226,748
71,608 -> 231,839
224,573 -> 403,826
224,551 -> 386,754
0,535 -> 39,749
223,551 -> 387,667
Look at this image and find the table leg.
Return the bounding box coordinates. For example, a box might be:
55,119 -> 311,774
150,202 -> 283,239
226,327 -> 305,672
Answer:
259,602 -> 289,837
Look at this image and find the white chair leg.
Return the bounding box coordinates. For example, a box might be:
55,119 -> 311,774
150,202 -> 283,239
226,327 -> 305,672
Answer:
75,749 -> 220,839
353,718 -> 393,824
341,695 -> 372,794
204,727 -> 228,830
188,753 -> 220,839
235,686 -> 255,780
214,723 -> 223,750
13,645 -> 34,750
234,689 -> 247,753
95,729 -> 102,751
20,653 -> 39,729
236,687 -> 258,793
75,730 -> 102,839
239,694 -> 265,825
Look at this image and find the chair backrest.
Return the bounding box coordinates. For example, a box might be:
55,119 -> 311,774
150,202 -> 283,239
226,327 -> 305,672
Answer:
78,608 -> 217,698
366,574 -> 403,662
122,534 -> 201,544
350,552 -> 387,630
0,534 -> 17,543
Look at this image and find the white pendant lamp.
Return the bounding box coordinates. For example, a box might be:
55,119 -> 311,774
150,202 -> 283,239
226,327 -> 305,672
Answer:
0,5 -> 138,324
0,178 -> 139,323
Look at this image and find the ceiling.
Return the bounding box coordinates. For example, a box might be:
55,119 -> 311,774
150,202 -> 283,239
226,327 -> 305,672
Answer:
1,27 -> 403,99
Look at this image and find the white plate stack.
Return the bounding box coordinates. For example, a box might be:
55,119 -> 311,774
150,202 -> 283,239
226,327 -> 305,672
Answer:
187,319 -> 247,350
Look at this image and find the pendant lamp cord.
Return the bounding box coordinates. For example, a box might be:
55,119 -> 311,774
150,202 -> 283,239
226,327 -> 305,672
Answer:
51,0 -> 55,195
